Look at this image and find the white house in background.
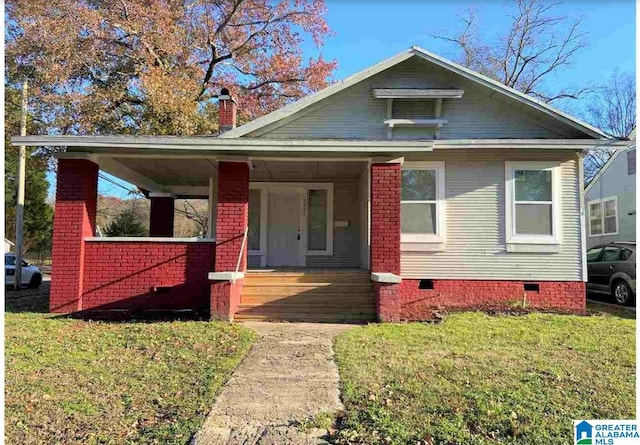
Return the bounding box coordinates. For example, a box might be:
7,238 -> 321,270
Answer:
4,239 -> 15,253
585,129 -> 636,249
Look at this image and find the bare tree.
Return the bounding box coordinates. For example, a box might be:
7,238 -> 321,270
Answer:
428,0 -> 593,103
583,72 -> 636,183
174,199 -> 209,236
587,73 -> 636,139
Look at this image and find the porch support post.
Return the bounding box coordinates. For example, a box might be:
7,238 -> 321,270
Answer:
50,159 -> 98,313
370,162 -> 402,322
149,193 -> 174,237
210,161 -> 249,321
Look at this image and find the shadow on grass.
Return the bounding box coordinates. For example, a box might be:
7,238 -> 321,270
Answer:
5,281 -> 210,322
5,282 -> 50,313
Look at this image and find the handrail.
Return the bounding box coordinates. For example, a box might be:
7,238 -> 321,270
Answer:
233,227 -> 249,284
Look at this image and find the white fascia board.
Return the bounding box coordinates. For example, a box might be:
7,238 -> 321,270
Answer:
18,135 -> 434,153
431,139 -> 628,150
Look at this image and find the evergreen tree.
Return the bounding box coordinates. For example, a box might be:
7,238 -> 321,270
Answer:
104,208 -> 147,237
4,87 -> 53,255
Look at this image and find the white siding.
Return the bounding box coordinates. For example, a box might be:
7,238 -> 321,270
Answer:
251,57 -> 584,140
584,147 -> 636,248
401,149 -> 582,281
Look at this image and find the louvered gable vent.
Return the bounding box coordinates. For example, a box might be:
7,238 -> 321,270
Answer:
392,99 -> 435,119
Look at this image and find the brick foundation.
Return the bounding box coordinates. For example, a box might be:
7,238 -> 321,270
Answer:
81,241 -> 215,314
395,279 -> 586,320
50,159 -> 98,313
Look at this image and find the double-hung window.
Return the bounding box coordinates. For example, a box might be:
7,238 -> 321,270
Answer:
588,196 -> 618,236
505,161 -> 562,247
400,161 -> 446,245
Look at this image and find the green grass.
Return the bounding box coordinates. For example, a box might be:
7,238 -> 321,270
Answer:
334,311 -> 635,445
5,312 -> 256,444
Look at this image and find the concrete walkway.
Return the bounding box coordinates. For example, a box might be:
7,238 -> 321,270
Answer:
191,322 -> 355,445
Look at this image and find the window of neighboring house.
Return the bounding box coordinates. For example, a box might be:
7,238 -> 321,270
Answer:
505,161 -> 561,245
628,149 -> 636,176
588,196 -> 618,237
401,162 -> 446,243
248,189 -> 262,251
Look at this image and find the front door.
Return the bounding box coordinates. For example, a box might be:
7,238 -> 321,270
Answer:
267,190 -> 302,266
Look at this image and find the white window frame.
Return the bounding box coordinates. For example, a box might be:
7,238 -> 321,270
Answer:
400,161 -> 446,244
505,161 -> 562,246
588,196 -> 619,237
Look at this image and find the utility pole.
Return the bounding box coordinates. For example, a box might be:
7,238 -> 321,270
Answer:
14,80 -> 28,290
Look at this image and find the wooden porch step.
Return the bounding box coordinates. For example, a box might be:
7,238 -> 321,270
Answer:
245,272 -> 371,284
242,283 -> 373,295
241,293 -> 374,305
234,308 -> 376,323
239,270 -> 375,323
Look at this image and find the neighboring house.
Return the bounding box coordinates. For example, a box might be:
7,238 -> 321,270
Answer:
4,239 -> 14,253
585,129 -> 636,248
14,46 -> 626,322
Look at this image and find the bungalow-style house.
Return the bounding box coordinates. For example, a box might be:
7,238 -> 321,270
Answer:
14,46 -> 626,322
585,128 -> 636,248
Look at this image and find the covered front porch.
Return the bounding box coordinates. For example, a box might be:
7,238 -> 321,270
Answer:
44,139 -> 408,321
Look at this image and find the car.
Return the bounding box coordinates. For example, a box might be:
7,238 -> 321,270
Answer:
586,242 -> 636,306
5,253 -> 42,289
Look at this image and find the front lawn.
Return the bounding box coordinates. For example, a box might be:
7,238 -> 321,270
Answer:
334,310 -> 635,445
5,311 -> 256,444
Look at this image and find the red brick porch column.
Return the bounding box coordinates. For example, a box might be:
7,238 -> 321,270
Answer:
210,161 -> 249,320
149,193 -> 174,237
370,162 -> 402,322
50,159 -> 98,313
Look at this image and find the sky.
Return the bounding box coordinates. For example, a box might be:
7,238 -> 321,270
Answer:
48,0 -> 636,199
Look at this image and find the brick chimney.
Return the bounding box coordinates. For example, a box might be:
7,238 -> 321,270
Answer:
218,87 -> 237,133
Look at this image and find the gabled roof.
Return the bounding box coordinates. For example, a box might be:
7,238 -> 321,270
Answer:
585,138 -> 635,193
221,46 -> 609,140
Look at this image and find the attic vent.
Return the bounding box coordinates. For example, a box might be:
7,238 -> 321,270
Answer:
392,99 -> 435,119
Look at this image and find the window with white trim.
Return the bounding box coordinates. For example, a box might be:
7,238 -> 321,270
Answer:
401,162 -> 445,243
588,196 -> 618,236
505,161 -> 561,245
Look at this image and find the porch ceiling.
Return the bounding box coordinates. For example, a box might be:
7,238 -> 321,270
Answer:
99,157 -> 368,197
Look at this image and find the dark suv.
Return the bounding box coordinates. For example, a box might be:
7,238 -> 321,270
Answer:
586,242 -> 636,306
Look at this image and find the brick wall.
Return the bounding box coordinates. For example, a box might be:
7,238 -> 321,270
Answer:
81,241 -> 215,313
397,279 -> 586,320
50,159 -> 98,313
370,163 -> 401,275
